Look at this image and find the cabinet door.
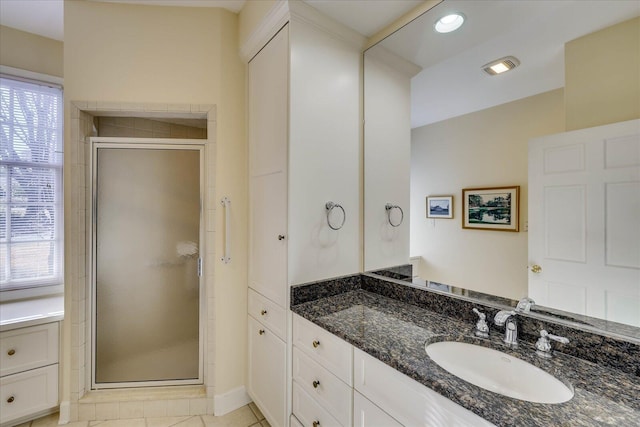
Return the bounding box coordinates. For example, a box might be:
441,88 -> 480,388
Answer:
353,348 -> 495,427
248,25 -> 288,178
249,172 -> 287,306
353,391 -> 402,427
247,316 -> 286,427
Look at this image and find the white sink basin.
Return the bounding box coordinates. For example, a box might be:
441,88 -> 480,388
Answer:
425,341 -> 573,404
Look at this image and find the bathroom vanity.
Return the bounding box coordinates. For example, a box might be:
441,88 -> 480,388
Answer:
290,274 -> 640,426
0,295 -> 63,426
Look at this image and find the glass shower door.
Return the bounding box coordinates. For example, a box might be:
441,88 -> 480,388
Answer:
93,144 -> 202,386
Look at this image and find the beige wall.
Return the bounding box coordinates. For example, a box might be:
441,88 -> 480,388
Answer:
0,25 -> 63,77
565,17 -> 640,131
63,0 -> 247,410
411,89 -> 565,300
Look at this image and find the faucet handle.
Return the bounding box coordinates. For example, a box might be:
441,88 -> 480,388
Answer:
515,297 -> 535,313
472,308 -> 489,338
535,329 -> 569,358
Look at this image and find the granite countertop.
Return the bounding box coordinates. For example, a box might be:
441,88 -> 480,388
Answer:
291,288 -> 640,427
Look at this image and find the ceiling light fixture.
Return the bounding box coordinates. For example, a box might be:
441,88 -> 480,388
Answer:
482,56 -> 521,75
434,13 -> 465,33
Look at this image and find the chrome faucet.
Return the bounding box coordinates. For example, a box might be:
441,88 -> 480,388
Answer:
494,310 -> 518,347
535,329 -> 569,358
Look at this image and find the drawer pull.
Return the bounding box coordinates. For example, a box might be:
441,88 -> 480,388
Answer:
7,349 -> 16,356
312,340 -> 320,348
260,309 -> 267,316
259,329 -> 265,335
312,380 -> 320,388
313,421 -> 320,427
7,396 -> 15,404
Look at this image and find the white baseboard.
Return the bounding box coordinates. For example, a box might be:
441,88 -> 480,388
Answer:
213,386 -> 252,416
58,401 -> 70,424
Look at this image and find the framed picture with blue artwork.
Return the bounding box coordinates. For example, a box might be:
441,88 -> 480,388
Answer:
462,186 -> 519,231
426,195 -> 453,219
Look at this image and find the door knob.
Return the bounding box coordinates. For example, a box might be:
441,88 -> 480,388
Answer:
530,264 -> 542,274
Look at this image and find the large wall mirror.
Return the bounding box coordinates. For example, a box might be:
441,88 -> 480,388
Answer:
364,0 -> 639,338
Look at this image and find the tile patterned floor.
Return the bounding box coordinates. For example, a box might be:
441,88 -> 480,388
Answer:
15,403 -> 270,427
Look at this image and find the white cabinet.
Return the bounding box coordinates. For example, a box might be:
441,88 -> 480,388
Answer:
246,3 -> 363,426
0,322 -> 59,425
247,24 -> 289,427
353,390 -> 402,427
248,316 -> 286,427
292,314 -> 352,427
353,348 -> 495,427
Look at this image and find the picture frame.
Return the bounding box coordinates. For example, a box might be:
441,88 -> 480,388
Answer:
462,186 -> 520,231
426,195 -> 453,219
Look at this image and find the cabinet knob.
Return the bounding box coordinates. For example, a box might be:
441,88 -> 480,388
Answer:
312,380 -> 320,389
258,329 -> 265,335
7,349 -> 16,356
278,234 -> 285,240
312,340 -> 320,348
7,396 -> 15,404
260,310 -> 267,316
530,264 -> 542,274
313,421 -> 320,427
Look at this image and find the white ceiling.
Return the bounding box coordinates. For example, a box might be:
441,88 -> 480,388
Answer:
372,0 -> 640,128
0,0 -> 419,41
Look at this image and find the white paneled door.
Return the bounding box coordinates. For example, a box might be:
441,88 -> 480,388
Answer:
529,119 -> 640,326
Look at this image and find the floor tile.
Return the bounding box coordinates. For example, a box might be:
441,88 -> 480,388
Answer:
145,416 -> 191,427
88,419 -> 146,427
173,416 -> 205,426
30,414 -> 64,427
201,406 -> 257,427
248,403 -> 264,421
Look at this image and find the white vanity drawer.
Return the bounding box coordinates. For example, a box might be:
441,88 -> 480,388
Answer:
248,288 -> 286,340
292,347 -> 351,425
0,323 -> 59,377
292,380 -> 344,427
353,348 -> 495,427
292,314 -> 352,385
0,364 -> 58,424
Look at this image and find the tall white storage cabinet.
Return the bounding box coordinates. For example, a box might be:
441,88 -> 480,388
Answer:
246,3 -> 364,426
247,25 -> 289,427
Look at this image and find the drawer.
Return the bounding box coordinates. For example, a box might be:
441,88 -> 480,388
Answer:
353,348 -> 495,427
0,364 -> 58,424
292,314 -> 352,385
292,347 -> 351,425
0,323 -> 59,377
248,288 -> 286,340
353,390 -> 402,427
292,380 -> 344,427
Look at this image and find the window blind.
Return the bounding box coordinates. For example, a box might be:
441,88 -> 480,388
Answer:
0,76 -> 63,290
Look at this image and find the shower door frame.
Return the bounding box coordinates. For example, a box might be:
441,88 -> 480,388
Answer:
88,137 -> 205,390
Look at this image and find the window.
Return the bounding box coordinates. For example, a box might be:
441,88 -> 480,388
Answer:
0,76 -> 63,292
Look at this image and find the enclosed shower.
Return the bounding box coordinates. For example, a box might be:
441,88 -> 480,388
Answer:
90,138 -> 204,388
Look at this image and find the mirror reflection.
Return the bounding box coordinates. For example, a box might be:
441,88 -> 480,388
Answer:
364,0 -> 639,333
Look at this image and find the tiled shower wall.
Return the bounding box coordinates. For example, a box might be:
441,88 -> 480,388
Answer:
96,116 -> 207,139
66,102 -> 216,422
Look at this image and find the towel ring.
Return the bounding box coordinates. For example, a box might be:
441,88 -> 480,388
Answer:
325,201 -> 346,230
385,203 -> 404,227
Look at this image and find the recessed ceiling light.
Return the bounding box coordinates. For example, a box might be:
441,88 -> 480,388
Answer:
434,13 -> 465,33
482,56 -> 521,75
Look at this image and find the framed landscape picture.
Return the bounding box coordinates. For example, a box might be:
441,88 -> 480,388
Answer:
462,186 -> 519,231
426,196 -> 453,219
